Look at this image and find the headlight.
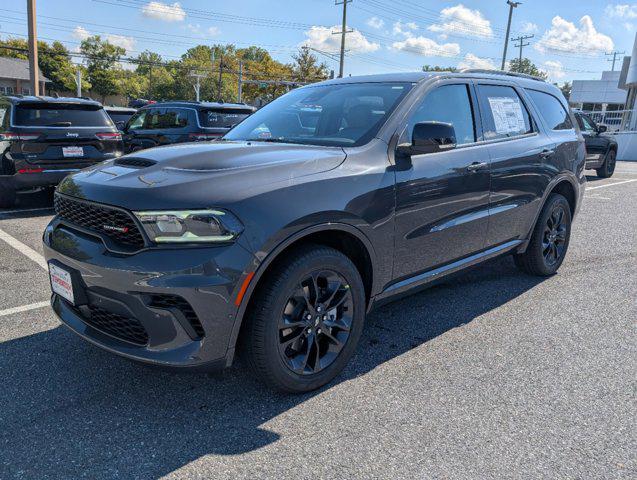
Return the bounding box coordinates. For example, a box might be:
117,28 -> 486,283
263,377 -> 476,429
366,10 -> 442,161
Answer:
133,209 -> 243,243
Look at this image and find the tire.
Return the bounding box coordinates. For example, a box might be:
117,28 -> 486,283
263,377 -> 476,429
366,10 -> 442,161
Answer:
514,193 -> 572,276
596,149 -> 616,178
242,245 -> 366,393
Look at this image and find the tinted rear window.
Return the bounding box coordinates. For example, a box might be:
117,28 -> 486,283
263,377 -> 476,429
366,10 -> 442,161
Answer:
107,111 -> 135,124
526,89 -> 573,131
14,104 -> 112,127
199,109 -> 253,128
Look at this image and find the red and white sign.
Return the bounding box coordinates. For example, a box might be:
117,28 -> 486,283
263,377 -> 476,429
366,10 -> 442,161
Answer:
49,264 -> 75,305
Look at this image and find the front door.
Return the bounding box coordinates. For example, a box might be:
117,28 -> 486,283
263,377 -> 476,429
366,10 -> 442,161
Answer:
578,114 -> 606,166
393,82 -> 491,281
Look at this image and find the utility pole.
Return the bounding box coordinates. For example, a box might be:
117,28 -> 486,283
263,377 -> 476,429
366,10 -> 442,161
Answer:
190,73 -> 206,102
217,53 -> 224,101
74,68 -> 82,97
334,0 -> 352,78
605,51 -> 626,72
26,0 -> 40,96
237,61 -> 243,103
501,0 -> 521,71
511,34 -> 534,69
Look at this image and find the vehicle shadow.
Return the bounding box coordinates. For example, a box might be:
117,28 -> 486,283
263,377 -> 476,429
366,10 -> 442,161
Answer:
0,255 -> 546,479
0,189 -> 54,218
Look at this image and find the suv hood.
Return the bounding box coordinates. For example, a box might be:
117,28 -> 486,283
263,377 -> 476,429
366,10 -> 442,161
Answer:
57,141 -> 347,209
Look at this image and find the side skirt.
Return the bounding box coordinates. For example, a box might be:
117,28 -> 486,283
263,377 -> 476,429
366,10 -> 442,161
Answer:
370,239 -> 523,310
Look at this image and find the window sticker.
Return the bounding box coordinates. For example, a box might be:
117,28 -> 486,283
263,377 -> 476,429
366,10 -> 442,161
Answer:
0,108 -> 6,125
488,96 -> 526,135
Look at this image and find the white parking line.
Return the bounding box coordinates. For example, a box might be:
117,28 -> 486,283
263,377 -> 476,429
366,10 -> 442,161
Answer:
587,179 -> 637,191
0,301 -> 50,318
0,227 -> 48,270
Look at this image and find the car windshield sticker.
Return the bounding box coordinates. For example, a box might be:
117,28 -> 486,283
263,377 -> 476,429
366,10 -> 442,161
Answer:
0,108 -> 5,126
488,96 -> 526,135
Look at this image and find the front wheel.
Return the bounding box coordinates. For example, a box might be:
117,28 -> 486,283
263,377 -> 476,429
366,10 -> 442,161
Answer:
514,193 -> 572,276
596,149 -> 616,178
242,245 -> 366,392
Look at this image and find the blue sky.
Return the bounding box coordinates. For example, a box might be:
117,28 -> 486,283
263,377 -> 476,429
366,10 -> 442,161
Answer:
1,0 -> 636,82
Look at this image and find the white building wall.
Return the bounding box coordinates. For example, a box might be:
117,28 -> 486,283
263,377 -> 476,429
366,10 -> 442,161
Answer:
570,71 -> 627,107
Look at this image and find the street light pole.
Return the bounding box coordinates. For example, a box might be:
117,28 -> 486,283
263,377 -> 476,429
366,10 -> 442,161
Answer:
501,1 -> 521,71
26,0 -> 40,96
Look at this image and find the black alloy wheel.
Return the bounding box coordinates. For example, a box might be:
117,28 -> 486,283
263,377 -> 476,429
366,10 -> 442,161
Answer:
277,270 -> 354,375
542,205 -> 568,266
243,245 -> 365,392
514,193 -> 572,276
596,149 -> 616,178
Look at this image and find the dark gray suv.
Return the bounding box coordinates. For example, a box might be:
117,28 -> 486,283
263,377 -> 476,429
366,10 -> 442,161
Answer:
43,71 -> 586,392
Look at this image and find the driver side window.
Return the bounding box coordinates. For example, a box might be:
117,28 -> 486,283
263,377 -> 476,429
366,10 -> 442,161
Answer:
127,111 -> 147,131
579,115 -> 597,133
406,84 -> 476,145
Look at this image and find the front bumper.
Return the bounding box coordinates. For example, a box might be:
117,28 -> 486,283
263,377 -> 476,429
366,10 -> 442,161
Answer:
43,219 -> 257,370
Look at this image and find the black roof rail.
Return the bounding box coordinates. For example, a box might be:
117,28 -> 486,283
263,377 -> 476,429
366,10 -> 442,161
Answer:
460,69 -> 546,82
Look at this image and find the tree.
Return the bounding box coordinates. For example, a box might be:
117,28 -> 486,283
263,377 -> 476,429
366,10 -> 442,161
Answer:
291,46 -> 329,83
423,65 -> 458,72
80,35 -> 126,101
508,58 -> 548,80
0,37 -> 90,93
557,81 -> 572,100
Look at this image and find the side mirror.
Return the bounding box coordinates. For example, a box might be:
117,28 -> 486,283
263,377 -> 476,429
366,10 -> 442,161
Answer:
397,121 -> 457,157
597,124 -> 608,134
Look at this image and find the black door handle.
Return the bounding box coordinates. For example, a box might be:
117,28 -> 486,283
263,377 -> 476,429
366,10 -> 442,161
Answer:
540,149 -> 555,158
466,161 -> 488,172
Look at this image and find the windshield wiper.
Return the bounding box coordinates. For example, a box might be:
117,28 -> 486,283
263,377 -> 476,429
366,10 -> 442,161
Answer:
45,121 -> 72,127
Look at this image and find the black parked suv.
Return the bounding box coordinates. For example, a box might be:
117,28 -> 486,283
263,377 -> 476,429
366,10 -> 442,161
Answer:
573,110 -> 618,178
0,96 -> 123,208
44,71 -> 585,392
121,101 -> 256,152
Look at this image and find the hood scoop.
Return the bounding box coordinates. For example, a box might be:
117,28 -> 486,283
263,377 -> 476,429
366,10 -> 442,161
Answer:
114,157 -> 157,169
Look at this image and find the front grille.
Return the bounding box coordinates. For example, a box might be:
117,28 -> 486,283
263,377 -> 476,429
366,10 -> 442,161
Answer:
54,194 -> 145,250
83,305 -> 149,345
114,157 -> 156,169
148,294 -> 205,338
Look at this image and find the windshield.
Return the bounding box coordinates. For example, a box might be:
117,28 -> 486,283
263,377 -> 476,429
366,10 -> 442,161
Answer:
224,82 -> 413,147
14,104 -> 113,127
200,108 -> 253,128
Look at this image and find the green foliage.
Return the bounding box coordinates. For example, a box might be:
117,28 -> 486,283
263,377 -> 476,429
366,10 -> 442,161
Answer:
0,37 -> 90,92
80,35 -> 126,101
291,46 -> 329,82
1,36 -> 326,105
509,58 -> 548,80
422,65 -> 458,72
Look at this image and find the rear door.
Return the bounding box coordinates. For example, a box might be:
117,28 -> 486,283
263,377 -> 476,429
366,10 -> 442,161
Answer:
393,81 -> 491,280
576,113 -> 606,166
11,102 -> 120,166
474,82 -> 551,247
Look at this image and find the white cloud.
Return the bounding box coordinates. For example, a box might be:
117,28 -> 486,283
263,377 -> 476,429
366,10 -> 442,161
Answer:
519,22 -> 538,34
71,26 -> 135,52
535,15 -> 614,54
428,4 -> 493,39
457,53 -> 496,70
391,36 -> 460,57
366,17 -> 384,29
72,26 -> 90,41
605,4 -> 637,19
302,26 -> 380,53
207,26 -> 220,36
141,2 -> 186,22
393,21 -> 419,37
542,60 -> 565,80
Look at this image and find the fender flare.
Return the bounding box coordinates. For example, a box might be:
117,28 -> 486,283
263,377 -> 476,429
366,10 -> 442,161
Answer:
518,172 -> 581,252
224,222 -> 378,364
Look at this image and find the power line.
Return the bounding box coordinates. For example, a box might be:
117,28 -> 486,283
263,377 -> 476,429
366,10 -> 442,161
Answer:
605,51 -> 626,71
511,34 -> 534,66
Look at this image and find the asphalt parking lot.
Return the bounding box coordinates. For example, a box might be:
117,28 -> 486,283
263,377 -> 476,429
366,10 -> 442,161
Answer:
0,163 -> 635,480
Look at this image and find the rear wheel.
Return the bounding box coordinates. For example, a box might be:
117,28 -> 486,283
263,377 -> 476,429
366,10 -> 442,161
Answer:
596,149 -> 616,178
242,245 -> 365,392
514,193 -> 572,276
